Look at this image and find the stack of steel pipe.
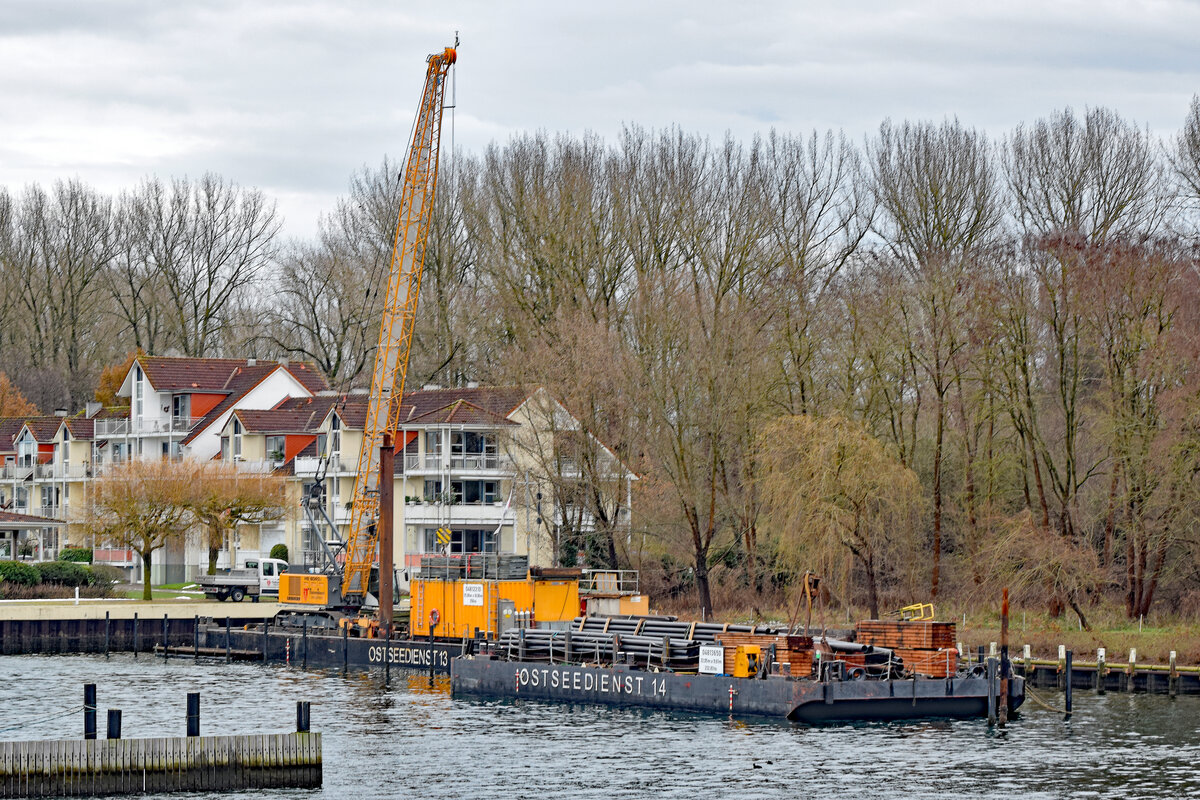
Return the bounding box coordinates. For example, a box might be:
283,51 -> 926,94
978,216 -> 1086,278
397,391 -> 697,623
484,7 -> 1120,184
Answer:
495,629 -> 704,671
572,617 -> 778,643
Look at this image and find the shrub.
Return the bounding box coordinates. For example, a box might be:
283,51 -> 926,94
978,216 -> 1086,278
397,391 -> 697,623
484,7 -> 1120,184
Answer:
58,547 -> 93,563
269,544 -> 289,562
0,560 -> 41,586
88,564 -> 124,587
34,560 -> 92,587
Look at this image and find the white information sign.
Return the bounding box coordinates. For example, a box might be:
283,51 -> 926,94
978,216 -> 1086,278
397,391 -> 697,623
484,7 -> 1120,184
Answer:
462,583 -> 484,607
699,644 -> 725,675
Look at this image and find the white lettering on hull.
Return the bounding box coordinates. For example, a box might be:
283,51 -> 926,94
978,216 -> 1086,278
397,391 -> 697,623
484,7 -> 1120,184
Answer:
366,645 -> 451,668
514,667 -> 667,699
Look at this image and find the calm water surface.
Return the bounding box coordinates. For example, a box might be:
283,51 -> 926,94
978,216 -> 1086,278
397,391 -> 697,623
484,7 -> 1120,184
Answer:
1,653 -> 1198,799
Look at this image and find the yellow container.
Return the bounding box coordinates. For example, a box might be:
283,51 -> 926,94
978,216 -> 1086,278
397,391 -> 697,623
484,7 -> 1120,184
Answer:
733,645 -> 762,678
411,577 -> 579,639
279,573 -> 330,606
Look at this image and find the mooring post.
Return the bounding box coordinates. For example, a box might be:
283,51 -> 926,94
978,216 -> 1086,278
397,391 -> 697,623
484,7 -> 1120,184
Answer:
986,657 -> 997,726
106,709 -> 122,739
1057,645 -> 1066,691
296,701 -> 311,732
162,614 -> 169,657
226,617 -> 232,663
1023,645 -> 1031,679
385,624 -> 392,687
104,611 -> 110,656
342,622 -> 349,674
1096,648 -> 1106,694
1064,650 -> 1073,718
194,615 -> 200,661
1169,651 -> 1178,698
133,612 -> 139,658
977,645 -> 985,667
999,588 -> 1009,726
428,623 -> 435,683
83,683 -> 97,740
186,692 -> 200,737
1127,648 -> 1137,693
302,618 -> 308,669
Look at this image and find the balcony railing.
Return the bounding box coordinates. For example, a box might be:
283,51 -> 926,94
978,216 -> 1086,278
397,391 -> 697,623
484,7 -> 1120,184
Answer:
293,456 -> 351,476
94,416 -> 204,437
450,454 -> 504,470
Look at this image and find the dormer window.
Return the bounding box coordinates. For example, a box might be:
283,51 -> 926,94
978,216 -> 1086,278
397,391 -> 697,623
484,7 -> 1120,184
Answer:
134,364 -> 144,420
232,418 -> 242,458
330,415 -> 341,455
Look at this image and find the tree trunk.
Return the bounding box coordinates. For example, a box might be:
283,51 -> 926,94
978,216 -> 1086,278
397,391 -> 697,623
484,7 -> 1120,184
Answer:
141,550 -> 154,601
931,393 -> 944,598
695,550 -> 713,622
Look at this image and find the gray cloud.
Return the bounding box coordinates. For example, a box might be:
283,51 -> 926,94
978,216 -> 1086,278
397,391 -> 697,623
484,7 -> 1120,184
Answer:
2,0 -> 1198,238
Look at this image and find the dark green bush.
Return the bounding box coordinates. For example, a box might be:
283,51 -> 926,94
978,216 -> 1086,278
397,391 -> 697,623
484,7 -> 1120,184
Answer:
0,560 -> 42,586
34,560 -> 91,587
58,547 -> 93,563
269,544 -> 289,562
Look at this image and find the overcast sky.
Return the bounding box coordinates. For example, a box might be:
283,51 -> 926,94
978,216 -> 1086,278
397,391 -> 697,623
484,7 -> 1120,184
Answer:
3,0 -> 1199,239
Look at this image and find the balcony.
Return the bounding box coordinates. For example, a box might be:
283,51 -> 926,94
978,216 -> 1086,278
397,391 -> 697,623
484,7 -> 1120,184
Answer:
34,505 -> 63,520
406,453 -> 511,474
450,454 -> 504,470
94,416 -> 203,437
293,456 -> 351,476
401,501 -> 508,524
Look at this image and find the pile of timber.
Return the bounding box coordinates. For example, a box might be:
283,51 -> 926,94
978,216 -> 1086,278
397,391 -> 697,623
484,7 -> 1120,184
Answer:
854,620 -> 957,678
714,632 -> 814,677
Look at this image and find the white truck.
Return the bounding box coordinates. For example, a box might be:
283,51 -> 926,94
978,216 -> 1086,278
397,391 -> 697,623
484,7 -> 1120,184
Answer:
195,557 -> 288,602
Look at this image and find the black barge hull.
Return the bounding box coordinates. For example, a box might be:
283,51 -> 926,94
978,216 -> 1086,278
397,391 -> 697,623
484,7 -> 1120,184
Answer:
450,657 -> 1025,723
201,626 -> 465,673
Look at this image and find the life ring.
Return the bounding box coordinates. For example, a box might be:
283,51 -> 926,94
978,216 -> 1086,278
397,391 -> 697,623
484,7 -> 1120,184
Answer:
429,608 -> 440,628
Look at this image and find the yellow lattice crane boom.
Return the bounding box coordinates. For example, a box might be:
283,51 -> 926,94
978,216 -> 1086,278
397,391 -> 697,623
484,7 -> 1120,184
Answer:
341,44 -> 457,601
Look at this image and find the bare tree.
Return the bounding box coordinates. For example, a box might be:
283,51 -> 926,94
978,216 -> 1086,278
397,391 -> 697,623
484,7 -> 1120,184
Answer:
869,118 -> 1004,597
126,175 -> 280,356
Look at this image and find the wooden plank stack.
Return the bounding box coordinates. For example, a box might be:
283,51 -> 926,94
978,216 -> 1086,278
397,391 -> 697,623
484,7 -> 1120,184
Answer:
854,620 -> 957,678
714,633 -> 814,677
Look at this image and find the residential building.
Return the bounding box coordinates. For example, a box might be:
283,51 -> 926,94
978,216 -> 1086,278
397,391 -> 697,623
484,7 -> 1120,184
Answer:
0,355 -> 327,581
215,385 -> 635,590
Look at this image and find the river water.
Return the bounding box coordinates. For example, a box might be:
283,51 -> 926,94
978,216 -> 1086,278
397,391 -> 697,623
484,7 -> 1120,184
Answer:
1,653 -> 1198,799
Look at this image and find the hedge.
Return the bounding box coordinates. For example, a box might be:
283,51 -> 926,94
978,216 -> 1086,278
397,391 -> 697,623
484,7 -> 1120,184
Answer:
34,560 -> 92,587
0,560 -> 41,586
269,544 -> 289,562
58,547 -> 93,563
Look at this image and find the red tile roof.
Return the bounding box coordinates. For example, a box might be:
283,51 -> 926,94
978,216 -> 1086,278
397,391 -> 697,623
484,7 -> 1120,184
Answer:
402,399 -> 518,427
63,416 -> 94,438
137,356 -> 327,393
22,418 -> 65,442
179,361 -> 329,446
0,510 -> 63,526
233,408 -> 322,434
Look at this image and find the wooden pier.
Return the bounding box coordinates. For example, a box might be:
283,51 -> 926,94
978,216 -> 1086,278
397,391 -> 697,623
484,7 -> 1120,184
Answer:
0,731 -> 321,798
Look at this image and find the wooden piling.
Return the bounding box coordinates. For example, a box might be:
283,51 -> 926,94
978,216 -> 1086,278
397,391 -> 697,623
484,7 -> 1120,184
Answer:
0,732 -> 321,796
1064,650 -> 1073,718
1096,648 -> 1106,694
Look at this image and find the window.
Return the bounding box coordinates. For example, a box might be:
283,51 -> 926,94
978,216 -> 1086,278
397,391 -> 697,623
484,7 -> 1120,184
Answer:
423,527 -> 498,554
261,562 -> 274,577
423,479 -> 442,502
134,364 -> 144,420
451,431 -> 497,468
172,394 -> 190,423
424,430 -> 442,467
232,418 -> 242,458
330,415 -> 341,455
16,432 -> 35,468
316,433 -> 328,458
266,435 -> 286,462
220,437 -> 230,461
161,442 -> 169,459
449,480 -> 499,504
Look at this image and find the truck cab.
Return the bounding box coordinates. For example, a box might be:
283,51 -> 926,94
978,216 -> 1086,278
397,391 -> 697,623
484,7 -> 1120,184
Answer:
243,558 -> 288,593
